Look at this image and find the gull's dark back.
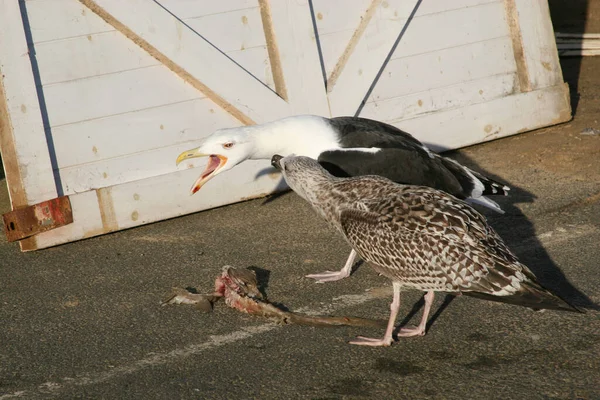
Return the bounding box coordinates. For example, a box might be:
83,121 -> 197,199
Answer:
320,117 -> 509,202
329,116 -> 428,151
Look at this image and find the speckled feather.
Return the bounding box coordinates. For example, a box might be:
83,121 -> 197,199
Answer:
278,156 -> 578,312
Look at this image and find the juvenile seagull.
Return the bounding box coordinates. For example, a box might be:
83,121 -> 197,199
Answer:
270,154 -> 579,347
176,115 -> 509,282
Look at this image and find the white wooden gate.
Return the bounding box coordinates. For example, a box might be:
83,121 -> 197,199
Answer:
0,0 -> 570,250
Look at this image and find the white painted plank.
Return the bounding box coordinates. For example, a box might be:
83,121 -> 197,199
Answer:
312,0 -> 499,36
51,98 -> 239,169
33,4 -> 273,92
185,7 -> 266,53
226,46 -> 274,90
312,0 -> 371,35
58,141 -> 221,195
412,0 -> 500,18
361,72 -> 518,122
389,1 -> 509,60
326,0 -> 417,116
326,0 -> 511,116
157,0 -> 258,19
0,0 -> 57,206
35,31 -> 159,85
25,0 -> 113,44
512,0 -> 563,90
269,0 -> 330,115
90,0 -> 291,123
319,30 -> 356,77
319,0 -> 506,85
44,65 -> 203,127
370,37 -> 517,102
29,159 -> 287,250
394,83 -> 571,152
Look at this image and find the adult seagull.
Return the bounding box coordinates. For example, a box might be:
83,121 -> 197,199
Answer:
176,115 -> 510,282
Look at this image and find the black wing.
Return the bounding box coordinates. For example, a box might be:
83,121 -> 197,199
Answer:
318,147 -> 465,198
326,116 -> 509,198
329,116 -> 427,151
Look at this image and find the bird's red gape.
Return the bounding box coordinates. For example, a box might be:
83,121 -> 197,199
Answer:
191,154 -> 227,193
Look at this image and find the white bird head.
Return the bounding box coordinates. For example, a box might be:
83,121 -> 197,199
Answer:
176,127 -> 255,194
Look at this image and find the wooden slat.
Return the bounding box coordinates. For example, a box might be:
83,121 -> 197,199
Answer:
414,0 -> 499,16
81,0 -> 292,124
24,159 -> 287,250
157,0 -> 258,20
0,0 -> 57,207
326,0 -> 419,116
395,83 -> 571,152
325,0 -> 510,116
51,98 -> 239,169
226,46 -> 274,90
25,0 -> 113,44
312,0 -> 371,35
362,72 -> 517,122
185,7 -> 266,54
268,0 -> 330,115
388,1 -> 509,61
313,0 -> 499,36
44,65 -> 203,127
57,141 -> 216,195
509,0 -> 564,90
370,37 -> 516,102
35,31 -> 159,85
317,0 -> 505,79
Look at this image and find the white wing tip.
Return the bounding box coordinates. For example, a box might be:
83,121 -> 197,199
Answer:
466,196 -> 505,214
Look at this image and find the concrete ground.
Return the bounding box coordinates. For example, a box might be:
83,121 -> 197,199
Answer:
2,9 -> 600,400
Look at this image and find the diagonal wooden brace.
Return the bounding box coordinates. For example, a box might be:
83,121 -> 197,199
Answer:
2,196 -> 73,242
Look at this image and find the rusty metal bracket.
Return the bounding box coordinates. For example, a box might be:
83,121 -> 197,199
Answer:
2,196 -> 73,242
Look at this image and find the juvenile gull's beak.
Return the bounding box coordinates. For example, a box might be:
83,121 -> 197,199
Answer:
176,148 -> 228,194
271,154 -> 284,171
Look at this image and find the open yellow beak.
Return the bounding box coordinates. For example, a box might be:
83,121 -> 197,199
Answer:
175,149 -> 228,194
176,148 -> 208,166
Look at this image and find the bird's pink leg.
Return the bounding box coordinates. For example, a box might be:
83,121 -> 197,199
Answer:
397,290 -> 434,337
306,249 -> 358,283
349,282 -> 402,347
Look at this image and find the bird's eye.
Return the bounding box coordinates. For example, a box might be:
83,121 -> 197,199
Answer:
222,142 -> 234,149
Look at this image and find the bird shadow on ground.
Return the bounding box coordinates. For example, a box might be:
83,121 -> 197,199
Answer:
246,265 -> 291,311
447,150 -> 597,312
396,294 -> 456,337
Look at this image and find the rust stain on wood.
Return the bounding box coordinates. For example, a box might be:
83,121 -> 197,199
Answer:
327,0 -> 382,92
78,0 -> 255,126
2,196 -> 73,242
258,0 -> 288,101
504,0 -> 532,93
96,187 -> 118,232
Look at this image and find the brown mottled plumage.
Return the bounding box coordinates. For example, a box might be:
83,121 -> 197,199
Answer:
271,155 -> 579,347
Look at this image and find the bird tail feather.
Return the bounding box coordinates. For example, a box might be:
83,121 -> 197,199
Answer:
466,196 -> 505,214
464,280 -> 583,313
465,166 -> 511,197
